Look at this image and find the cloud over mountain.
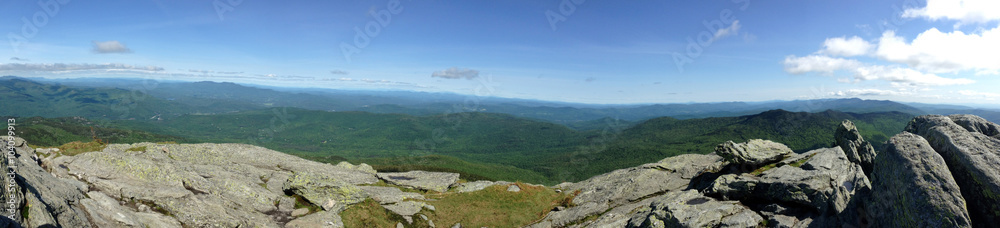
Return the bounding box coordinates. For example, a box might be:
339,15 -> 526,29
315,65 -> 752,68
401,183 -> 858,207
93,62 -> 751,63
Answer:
432,67 -> 479,80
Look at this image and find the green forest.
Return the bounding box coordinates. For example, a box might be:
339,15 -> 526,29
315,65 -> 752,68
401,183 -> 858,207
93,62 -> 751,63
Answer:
7,108 -> 913,185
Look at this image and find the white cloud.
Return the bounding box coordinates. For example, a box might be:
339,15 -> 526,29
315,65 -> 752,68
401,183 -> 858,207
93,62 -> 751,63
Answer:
902,0 -> 1000,25
0,63 -> 163,72
9,57 -> 29,61
820,36 -> 873,57
92,41 -> 133,54
783,55 -> 974,86
829,88 -> 909,97
714,20 -> 741,40
958,90 -> 1000,100
431,67 -> 479,80
783,55 -> 862,75
873,28 -> 1000,74
330,70 -> 349,75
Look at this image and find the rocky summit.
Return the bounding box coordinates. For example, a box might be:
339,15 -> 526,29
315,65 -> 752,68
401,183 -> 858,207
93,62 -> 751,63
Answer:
2,114 -> 1000,227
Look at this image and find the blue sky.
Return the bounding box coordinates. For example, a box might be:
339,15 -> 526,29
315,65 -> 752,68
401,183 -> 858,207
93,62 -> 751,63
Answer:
1,0 -> 998,104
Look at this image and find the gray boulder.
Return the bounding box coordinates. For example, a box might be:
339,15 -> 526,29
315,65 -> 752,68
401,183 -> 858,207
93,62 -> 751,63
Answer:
376,171 -> 459,192
906,115 -> 1000,226
867,132 -> 971,228
835,120 -> 877,176
948,114 -> 1000,137
715,139 -> 792,166
707,147 -> 871,227
626,190 -> 764,228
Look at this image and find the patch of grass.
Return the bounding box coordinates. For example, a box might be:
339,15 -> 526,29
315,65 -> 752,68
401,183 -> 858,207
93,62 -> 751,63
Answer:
155,141 -> 178,144
789,153 -> 817,168
341,198 -> 409,228
422,182 -> 572,228
360,180 -> 427,194
289,194 -> 321,213
57,140 -> 107,156
20,202 -> 29,220
126,146 -> 148,152
750,163 -> 779,176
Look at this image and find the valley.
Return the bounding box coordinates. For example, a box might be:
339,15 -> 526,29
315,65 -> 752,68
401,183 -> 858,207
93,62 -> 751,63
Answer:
1,77 -> 934,184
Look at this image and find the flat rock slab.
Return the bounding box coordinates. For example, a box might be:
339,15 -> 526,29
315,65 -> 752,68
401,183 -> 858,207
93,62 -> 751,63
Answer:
377,171 -> 459,192
452,180 -> 511,193
715,139 -> 792,166
627,190 -> 763,228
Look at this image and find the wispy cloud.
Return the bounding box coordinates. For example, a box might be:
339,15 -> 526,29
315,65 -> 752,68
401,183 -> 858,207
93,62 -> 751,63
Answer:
431,67 -> 479,80
829,88 -> 909,97
9,57 -> 29,61
958,90 -> 1000,100
713,20 -> 741,41
783,55 -> 974,86
92,41 -> 133,54
0,63 -> 163,72
330,70 -> 349,75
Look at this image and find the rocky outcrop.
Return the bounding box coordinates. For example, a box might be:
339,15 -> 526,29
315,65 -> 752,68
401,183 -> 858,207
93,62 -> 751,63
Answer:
715,139 -> 792,166
707,147 -> 871,227
529,154 -> 726,227
835,120 -> 877,176
1,137 -> 91,228
6,114 -> 1000,228
866,132 -> 971,227
905,115 -> 1000,227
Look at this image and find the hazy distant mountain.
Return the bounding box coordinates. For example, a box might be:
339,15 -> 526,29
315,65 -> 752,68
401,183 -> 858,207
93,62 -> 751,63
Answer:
5,76 -> 983,125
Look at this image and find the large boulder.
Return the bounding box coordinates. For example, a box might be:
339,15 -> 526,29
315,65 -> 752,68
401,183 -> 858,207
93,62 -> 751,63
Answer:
528,154 -> 726,227
867,132 -> 971,228
707,147 -> 871,227
376,171 -> 459,193
906,115 -> 1000,227
835,120 -> 877,177
715,139 -> 793,166
626,190 -> 764,228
